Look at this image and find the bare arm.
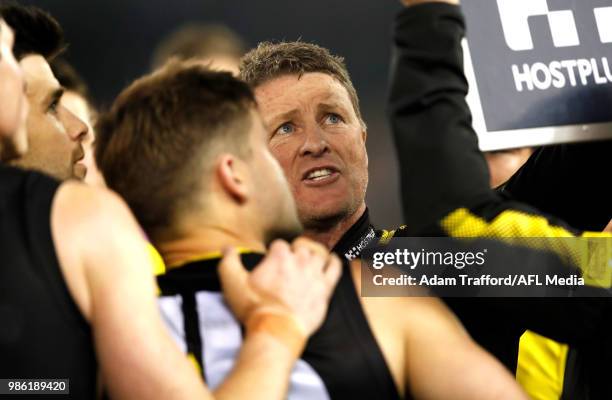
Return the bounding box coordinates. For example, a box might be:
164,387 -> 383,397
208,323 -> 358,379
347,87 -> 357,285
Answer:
52,183 -> 341,400
352,261 -> 525,399
402,297 -> 527,399
52,182 -> 211,399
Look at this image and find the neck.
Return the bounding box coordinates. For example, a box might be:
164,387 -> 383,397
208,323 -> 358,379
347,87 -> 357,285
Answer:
157,225 -> 266,268
302,203 -> 366,250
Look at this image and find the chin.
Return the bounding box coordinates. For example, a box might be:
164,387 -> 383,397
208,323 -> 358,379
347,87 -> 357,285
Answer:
299,205 -> 350,229
304,199 -> 348,218
264,222 -> 303,245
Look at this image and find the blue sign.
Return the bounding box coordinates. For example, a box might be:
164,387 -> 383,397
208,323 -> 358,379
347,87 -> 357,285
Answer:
462,0 -> 612,149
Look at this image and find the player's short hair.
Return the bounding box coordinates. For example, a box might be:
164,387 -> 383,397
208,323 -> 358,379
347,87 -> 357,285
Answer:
0,2 -> 64,61
151,23 -> 245,69
95,61 -> 256,240
239,41 -> 364,126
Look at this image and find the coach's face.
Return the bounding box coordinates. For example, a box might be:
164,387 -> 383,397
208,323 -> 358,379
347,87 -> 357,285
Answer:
15,55 -> 88,180
255,72 -> 368,228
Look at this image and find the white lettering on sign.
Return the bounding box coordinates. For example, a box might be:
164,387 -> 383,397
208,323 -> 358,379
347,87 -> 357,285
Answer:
512,57 -> 612,92
497,0 -> 612,51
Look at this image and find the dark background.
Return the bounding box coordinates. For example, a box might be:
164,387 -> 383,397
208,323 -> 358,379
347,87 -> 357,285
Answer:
24,0 -> 405,229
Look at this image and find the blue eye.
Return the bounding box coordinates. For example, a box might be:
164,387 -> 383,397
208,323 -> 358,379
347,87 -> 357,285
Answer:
326,114 -> 342,124
277,123 -> 295,135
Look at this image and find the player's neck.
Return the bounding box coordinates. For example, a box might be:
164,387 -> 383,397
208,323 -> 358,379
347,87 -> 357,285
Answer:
303,203 -> 367,250
157,226 -> 266,268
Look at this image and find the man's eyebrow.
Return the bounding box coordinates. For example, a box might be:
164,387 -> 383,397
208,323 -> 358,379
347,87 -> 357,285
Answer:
267,109 -> 299,126
44,87 -> 65,109
318,101 -> 345,110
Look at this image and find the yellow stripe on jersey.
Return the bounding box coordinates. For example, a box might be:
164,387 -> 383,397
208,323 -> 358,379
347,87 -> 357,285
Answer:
441,208 -> 612,288
187,352 -> 202,375
147,243 -> 166,276
146,243 -> 166,296
378,226 -> 407,246
517,331 -> 568,400
441,208 -> 574,237
166,247 -> 256,270
440,208 -> 611,400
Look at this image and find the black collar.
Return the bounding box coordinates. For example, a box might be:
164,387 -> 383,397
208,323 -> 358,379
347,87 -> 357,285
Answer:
332,208 -> 377,261
157,253 -> 265,294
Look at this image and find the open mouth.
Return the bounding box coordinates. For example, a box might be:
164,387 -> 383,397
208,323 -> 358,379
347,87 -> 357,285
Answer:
302,166 -> 340,185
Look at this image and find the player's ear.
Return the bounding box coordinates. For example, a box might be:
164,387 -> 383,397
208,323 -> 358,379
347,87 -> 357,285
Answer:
216,153 -> 249,204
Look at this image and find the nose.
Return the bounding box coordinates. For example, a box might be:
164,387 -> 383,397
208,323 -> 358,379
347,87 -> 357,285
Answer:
299,123 -> 329,157
62,105 -> 89,143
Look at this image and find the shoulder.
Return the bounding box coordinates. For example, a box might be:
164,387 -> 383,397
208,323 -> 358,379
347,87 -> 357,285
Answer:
51,181 -> 146,274
350,258 -> 465,341
52,182 -> 132,225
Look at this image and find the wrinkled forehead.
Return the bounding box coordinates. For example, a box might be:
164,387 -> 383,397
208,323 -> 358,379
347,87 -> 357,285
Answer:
254,72 -> 355,120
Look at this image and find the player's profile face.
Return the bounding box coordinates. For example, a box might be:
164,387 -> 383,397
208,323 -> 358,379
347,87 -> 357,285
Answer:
0,20 -> 28,159
247,109 -> 302,242
16,55 -> 88,180
255,72 -> 368,226
61,90 -> 104,185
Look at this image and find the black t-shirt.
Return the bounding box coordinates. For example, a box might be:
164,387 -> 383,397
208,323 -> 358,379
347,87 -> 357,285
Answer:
0,166 -> 96,399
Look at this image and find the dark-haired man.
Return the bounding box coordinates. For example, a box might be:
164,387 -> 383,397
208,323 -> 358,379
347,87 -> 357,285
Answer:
95,59 -> 526,399
51,57 -> 106,186
0,6 -> 341,400
0,17 -> 27,160
1,4 -> 88,180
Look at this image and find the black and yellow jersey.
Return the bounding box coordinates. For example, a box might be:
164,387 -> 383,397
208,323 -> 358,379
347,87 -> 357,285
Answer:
332,208 -> 404,261
388,3 -> 611,399
505,140 -> 612,399
156,252 -> 404,400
